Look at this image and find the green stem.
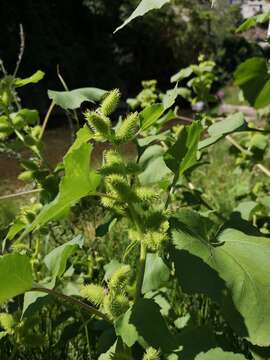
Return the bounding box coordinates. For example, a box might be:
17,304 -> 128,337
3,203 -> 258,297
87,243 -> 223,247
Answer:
135,242 -> 147,302
0,188 -> 41,201
30,286 -> 110,323
165,174 -> 178,210
84,322 -> 92,359
39,100 -> 55,140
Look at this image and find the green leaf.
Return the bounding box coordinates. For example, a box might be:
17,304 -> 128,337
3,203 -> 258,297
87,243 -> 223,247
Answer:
48,87 -> 106,110
195,348 -> 246,359
0,254 -> 33,303
175,326 -> 217,359
114,0 -> 170,33
15,109 -> 39,126
198,113 -> 247,150
164,122 -> 203,179
162,86 -> 187,110
234,58 -> 270,108
142,253 -> 170,294
44,235 -> 84,278
171,67 -> 193,83
16,70 -> 45,87
115,309 -> 139,347
234,201 -> 260,221
171,210 -> 270,346
236,11 -> 270,33
130,298 -> 175,351
29,142 -> 100,231
139,103 -> 164,131
139,144 -> 171,185
22,279 -> 55,318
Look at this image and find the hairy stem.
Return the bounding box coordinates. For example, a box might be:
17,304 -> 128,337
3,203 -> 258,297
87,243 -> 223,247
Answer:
135,242 -> 147,302
31,286 -> 110,322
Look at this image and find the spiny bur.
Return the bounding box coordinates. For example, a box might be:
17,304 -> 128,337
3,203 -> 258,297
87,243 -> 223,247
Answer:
106,293 -> 129,319
109,265 -> 131,292
100,89 -> 121,116
85,111 -> 111,141
114,112 -> 138,144
80,284 -> 105,307
143,347 -> 160,360
106,174 -> 139,203
136,187 -> 159,203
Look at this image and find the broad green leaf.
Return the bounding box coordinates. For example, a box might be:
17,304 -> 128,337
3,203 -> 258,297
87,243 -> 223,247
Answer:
162,86 -> 189,110
234,58 -> 270,108
175,325 -> 216,360
115,309 -> 138,347
234,201 -> 260,221
139,144 -> 171,185
236,11 -> 270,33
171,67 -> 193,83
29,142 -> 100,231
130,298 -> 175,351
195,348 -> 246,359
171,210 -> 270,346
208,113 -> 246,137
14,109 -> 39,126
114,0 -> 170,33
98,338 -> 131,360
142,253 -> 170,293
66,124 -> 92,154
164,122 -> 203,179
139,103 -> 164,131
16,70 -> 45,87
22,278 -> 55,318
5,218 -> 26,241
48,87 -> 106,110
254,80 -> 270,109
0,254 -> 33,303
198,113 -> 247,150
44,235 -> 84,278
137,132 -> 167,147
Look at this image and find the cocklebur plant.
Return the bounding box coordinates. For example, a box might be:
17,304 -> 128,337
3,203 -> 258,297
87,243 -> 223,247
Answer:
2,80 -> 270,359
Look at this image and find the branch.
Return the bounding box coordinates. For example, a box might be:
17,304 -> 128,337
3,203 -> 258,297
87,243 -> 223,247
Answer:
30,286 -> 111,322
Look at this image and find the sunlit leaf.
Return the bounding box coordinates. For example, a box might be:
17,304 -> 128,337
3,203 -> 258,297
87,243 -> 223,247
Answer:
171,210 -> 270,346
16,70 -> 45,87
44,235 -> 84,278
0,254 -> 33,303
195,347 -> 246,359
48,87 -> 106,110
114,0 -> 170,33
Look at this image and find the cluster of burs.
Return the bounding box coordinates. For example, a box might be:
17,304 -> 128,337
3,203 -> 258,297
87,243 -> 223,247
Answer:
84,89 -> 169,253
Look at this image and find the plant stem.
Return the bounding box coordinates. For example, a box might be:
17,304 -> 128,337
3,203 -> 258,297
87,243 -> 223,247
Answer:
0,188 -> 41,201
84,322 -> 92,360
226,135 -> 252,156
135,242 -> 147,302
165,174 -> 178,210
256,163 -> 270,177
40,100 -> 55,140
226,135 -> 270,177
30,286 -> 110,322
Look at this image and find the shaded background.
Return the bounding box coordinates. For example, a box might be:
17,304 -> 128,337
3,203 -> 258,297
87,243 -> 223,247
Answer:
0,0 -> 263,113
